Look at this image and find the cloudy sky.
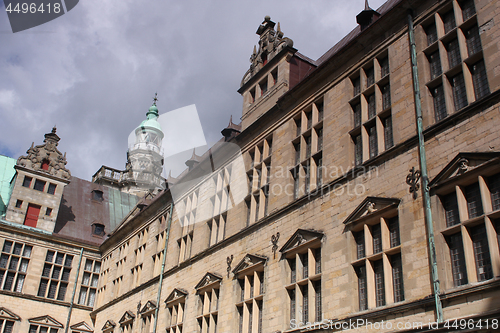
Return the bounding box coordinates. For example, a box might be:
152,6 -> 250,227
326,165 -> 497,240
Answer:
0,0 -> 387,180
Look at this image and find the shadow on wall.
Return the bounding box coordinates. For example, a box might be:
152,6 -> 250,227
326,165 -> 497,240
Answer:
53,196 -> 76,233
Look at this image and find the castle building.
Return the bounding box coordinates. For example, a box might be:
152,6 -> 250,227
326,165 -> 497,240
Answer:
1,0 -> 500,332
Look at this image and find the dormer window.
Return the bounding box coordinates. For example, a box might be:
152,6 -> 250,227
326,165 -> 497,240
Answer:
41,159 -> 49,171
22,176 -> 32,188
92,190 -> 104,202
34,179 -> 46,192
92,223 -> 105,237
260,79 -> 268,96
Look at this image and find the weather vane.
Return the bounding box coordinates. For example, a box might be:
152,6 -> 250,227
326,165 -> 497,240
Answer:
153,92 -> 158,106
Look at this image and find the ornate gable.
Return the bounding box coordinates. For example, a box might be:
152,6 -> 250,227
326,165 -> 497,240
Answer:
195,272 -> 223,292
101,320 -> 116,331
343,197 -> 400,227
241,16 -> 294,87
118,311 -> 135,325
429,152 -> 500,188
165,288 -> 188,305
0,307 -> 20,321
139,300 -> 157,317
70,321 -> 93,332
28,315 -> 63,328
232,254 -> 267,276
16,127 -> 71,180
279,229 -> 323,256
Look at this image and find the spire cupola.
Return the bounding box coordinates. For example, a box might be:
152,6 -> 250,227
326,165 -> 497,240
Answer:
356,0 -> 380,30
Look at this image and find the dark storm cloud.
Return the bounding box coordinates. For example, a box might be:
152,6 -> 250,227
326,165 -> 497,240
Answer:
0,0 -> 386,179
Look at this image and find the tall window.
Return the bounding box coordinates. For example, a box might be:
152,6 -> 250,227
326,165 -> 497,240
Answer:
442,10 -> 456,34
446,39 -> 461,68
451,73 -> 467,111
0,319 -> 14,333
33,179 -> 46,192
0,241 -> 32,292
165,289 -> 187,333
383,116 -> 393,150
346,200 -> 404,311
434,168 -> 500,289
196,273 -> 221,333
428,51 -> 442,79
234,255 -> 265,333
38,251 -> 73,301
432,85 -> 447,122
471,60 -> 489,100
78,259 -> 100,307
281,230 -> 322,325
248,136 -> 273,223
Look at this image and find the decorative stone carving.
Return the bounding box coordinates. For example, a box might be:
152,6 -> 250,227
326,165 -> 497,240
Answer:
271,232 -> 280,259
227,255 -> 234,278
367,202 -> 376,213
457,158 -> 469,175
16,127 -> 71,180
241,16 -> 294,87
406,167 -> 421,200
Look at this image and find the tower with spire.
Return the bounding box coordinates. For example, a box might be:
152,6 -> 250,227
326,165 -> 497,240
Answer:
92,94 -> 166,196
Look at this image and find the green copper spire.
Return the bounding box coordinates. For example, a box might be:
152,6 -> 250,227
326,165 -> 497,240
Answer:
146,92 -> 159,120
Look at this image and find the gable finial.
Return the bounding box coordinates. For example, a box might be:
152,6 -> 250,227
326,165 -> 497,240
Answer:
365,0 -> 371,10
152,92 -> 158,106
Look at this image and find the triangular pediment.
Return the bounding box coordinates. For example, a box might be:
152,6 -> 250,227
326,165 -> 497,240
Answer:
28,315 -> 63,328
165,288 -> 188,304
232,254 -> 267,275
0,307 -> 20,321
70,321 -> 93,332
343,196 -> 400,226
139,300 -> 157,316
101,320 -> 116,331
118,311 -> 135,325
195,272 -> 223,291
429,152 -> 500,188
280,229 -> 323,254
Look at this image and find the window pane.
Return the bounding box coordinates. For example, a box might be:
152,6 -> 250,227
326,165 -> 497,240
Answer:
447,39 -> 461,69
55,253 -> 64,265
315,248 -> 321,274
374,260 -> 385,307
38,279 -> 48,297
302,284 -> 308,323
29,325 -> 38,333
382,84 -> 391,110
353,103 -> 361,128
290,259 -> 296,283
353,77 -> 360,96
355,266 -> 367,311
432,85 -> 447,122
489,174 -> 500,211
470,225 -> 493,281
442,193 -> 460,227
428,51 -> 442,80
442,10 -> 456,34
47,281 -> 58,299
302,252 -> 308,279
45,251 -> 54,263
380,57 -> 389,77
448,233 -> 468,287
355,231 -> 365,259
4,321 -> 14,333
314,280 -> 322,322
51,266 -> 61,279
367,94 -> 376,119
23,245 -> 32,258
64,255 -> 73,267
354,134 -> 362,166
34,179 -> 46,192
426,24 -> 438,45
391,253 -> 404,302
451,73 -> 467,111
84,259 -> 93,271
87,288 -> 96,307
289,288 -> 296,320
383,116 -> 393,149
466,25 -> 481,57
3,272 -> 15,291
368,125 -> 377,159
47,183 -> 57,195
8,256 -> 18,270
22,176 -> 32,188
20,259 -> 29,273
0,255 -> 8,269
61,268 -> 70,281
366,68 -> 374,87
389,217 -> 400,247
461,0 -> 476,21
372,224 -> 382,254
15,274 -> 25,292
78,287 -> 88,305
13,243 -> 23,255
42,264 -> 51,277
471,60 -> 490,100
465,183 -> 484,218
57,282 -> 67,301
2,241 -> 13,253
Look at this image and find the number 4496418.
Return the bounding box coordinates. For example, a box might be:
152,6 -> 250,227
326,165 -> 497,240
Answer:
5,2 -> 61,14
443,318 -> 498,330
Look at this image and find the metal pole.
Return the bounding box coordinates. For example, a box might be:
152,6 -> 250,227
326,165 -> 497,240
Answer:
64,247 -> 84,333
407,10 -> 443,323
152,203 -> 174,333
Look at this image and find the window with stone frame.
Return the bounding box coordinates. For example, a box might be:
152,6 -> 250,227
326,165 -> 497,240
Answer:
349,51 -> 392,166
118,311 -> 135,333
28,316 -> 63,333
421,1 -> 489,125
165,288 -> 187,333
430,154 -> 500,289
246,135 -> 273,224
280,229 -> 323,325
178,191 -> 197,264
78,259 -> 100,307
0,308 -> 19,333
22,176 -> 32,188
152,210 -> 171,277
38,250 -> 73,301
233,254 -> 266,333
138,301 -> 157,333
291,99 -> 324,198
0,240 -> 32,293
344,197 -> 404,311
195,273 -> 222,333
101,320 -> 116,333
208,166 -> 233,246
